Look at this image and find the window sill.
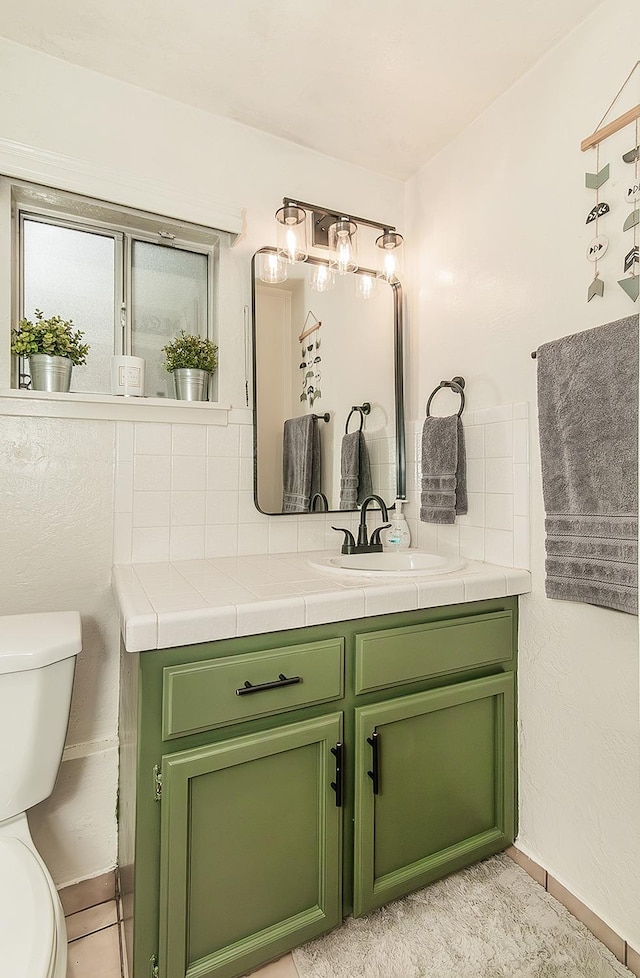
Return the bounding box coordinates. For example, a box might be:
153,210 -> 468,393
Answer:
0,388 -> 236,425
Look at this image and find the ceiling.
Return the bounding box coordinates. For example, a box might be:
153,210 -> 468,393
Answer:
0,0 -> 604,180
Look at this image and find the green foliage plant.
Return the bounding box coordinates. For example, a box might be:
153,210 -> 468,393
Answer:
11,309 -> 90,366
162,330 -> 218,373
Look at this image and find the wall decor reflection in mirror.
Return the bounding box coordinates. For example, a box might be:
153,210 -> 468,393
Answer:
251,249 -> 405,515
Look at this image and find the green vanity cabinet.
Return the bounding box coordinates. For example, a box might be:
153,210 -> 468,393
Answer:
119,596 -> 518,978
159,714 -> 343,978
353,673 -> 515,916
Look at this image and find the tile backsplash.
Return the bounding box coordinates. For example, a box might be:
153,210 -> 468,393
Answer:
113,404 -> 530,569
409,402 -> 530,569
114,420 -> 366,563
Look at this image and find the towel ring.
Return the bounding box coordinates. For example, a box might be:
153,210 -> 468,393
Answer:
426,377 -> 465,418
345,402 -> 371,434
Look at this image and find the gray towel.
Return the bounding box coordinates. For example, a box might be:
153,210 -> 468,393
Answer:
537,314 -> 638,615
339,431 -> 373,509
282,415 -> 321,513
420,415 -> 468,524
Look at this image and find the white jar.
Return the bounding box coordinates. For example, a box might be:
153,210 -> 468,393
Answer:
110,355 -> 145,396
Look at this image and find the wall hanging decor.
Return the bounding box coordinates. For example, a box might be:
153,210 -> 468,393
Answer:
582,62 -> 640,304
619,113 -> 639,302
298,310 -> 322,406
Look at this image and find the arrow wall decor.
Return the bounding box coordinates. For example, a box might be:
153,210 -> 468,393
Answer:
586,202 -> 610,223
623,209 -> 640,232
618,276 -> 639,301
585,164 -> 610,190
587,273 -> 605,301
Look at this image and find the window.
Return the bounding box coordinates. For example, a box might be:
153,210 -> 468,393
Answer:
12,181 -> 221,398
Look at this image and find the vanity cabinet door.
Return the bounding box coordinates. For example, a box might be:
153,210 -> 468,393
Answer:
352,673 -> 515,917
159,714 -> 343,978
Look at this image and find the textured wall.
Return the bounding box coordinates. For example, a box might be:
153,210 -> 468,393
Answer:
0,415 -> 118,883
405,0 -> 640,947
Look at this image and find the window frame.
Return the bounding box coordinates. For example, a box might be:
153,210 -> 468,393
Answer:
10,179 -> 220,394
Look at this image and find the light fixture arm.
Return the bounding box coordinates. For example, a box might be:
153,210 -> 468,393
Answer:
282,197 -> 397,235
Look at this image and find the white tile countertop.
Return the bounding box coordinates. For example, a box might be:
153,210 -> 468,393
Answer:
112,551 -> 532,653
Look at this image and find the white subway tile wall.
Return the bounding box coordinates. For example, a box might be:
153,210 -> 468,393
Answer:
411,402 -> 530,569
114,421 -> 365,563
113,406 -> 530,568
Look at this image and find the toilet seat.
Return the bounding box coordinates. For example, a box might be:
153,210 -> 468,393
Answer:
0,836 -> 56,978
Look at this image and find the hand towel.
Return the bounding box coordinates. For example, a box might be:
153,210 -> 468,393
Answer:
339,431 -> 373,509
282,415 -> 321,513
536,314 -> 638,615
420,415 -> 468,524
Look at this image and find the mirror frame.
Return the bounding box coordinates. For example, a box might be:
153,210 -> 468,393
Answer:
251,247 -> 405,515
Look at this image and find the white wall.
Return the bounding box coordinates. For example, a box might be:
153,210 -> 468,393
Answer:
405,0 -> 639,947
0,36 -> 404,886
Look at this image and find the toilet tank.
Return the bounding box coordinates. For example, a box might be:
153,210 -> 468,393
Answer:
0,612 -> 81,820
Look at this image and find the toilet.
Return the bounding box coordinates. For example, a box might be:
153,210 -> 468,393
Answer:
0,611 -> 82,978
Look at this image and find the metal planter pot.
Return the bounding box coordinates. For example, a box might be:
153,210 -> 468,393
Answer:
172,368 -> 210,401
29,354 -> 73,392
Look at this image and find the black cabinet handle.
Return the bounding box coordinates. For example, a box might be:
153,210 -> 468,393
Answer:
330,742 -> 344,807
367,731 -> 380,795
236,673 -> 302,696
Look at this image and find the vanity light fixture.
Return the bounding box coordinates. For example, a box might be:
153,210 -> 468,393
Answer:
273,197 -> 404,289
355,272 -> 378,299
310,263 -> 335,292
375,229 -> 404,284
275,203 -> 307,264
258,251 -> 288,284
328,218 -> 358,275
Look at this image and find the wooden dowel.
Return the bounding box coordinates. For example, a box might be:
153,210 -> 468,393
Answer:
298,320 -> 321,343
581,103 -> 640,151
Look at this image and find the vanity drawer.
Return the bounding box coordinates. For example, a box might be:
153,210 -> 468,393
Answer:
162,638 -> 344,739
354,610 -> 513,694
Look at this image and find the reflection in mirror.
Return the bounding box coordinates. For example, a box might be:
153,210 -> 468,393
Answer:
251,249 -> 405,515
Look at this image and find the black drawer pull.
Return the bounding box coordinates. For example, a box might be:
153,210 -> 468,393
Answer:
236,673 -> 302,696
330,742 -> 344,807
367,731 -> 380,795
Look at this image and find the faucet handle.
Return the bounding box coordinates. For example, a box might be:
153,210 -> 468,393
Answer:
370,524 -> 391,547
331,527 -> 356,554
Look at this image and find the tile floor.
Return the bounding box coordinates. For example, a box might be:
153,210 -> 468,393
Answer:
64,899 -> 299,978
64,852 -> 640,978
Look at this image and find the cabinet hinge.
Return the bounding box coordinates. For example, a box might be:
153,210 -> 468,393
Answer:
153,765 -> 162,802
150,954 -> 159,978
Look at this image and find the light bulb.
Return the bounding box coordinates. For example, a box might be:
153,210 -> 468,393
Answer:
310,264 -> 335,292
328,218 -> 358,274
275,204 -> 307,264
355,273 -> 378,299
375,230 -> 403,283
258,252 -> 287,284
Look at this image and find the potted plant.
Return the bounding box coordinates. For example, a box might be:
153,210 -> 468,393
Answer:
11,309 -> 90,392
162,330 -> 218,401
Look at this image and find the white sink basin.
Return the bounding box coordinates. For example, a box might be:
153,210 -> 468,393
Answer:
308,550 -> 466,578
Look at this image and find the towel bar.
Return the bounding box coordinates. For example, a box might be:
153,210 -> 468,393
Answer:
426,377 -> 465,417
312,412 -> 330,422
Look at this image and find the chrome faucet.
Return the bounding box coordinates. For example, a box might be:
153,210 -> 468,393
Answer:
332,495 -> 391,555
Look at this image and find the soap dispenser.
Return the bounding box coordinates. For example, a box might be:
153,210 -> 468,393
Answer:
383,499 -> 411,551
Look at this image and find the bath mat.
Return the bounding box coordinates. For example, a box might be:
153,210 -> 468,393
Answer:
292,855 -> 632,978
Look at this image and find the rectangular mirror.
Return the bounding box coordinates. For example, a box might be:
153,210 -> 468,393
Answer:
251,248 -> 405,515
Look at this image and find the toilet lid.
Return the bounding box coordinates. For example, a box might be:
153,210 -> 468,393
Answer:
0,838 -> 55,978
